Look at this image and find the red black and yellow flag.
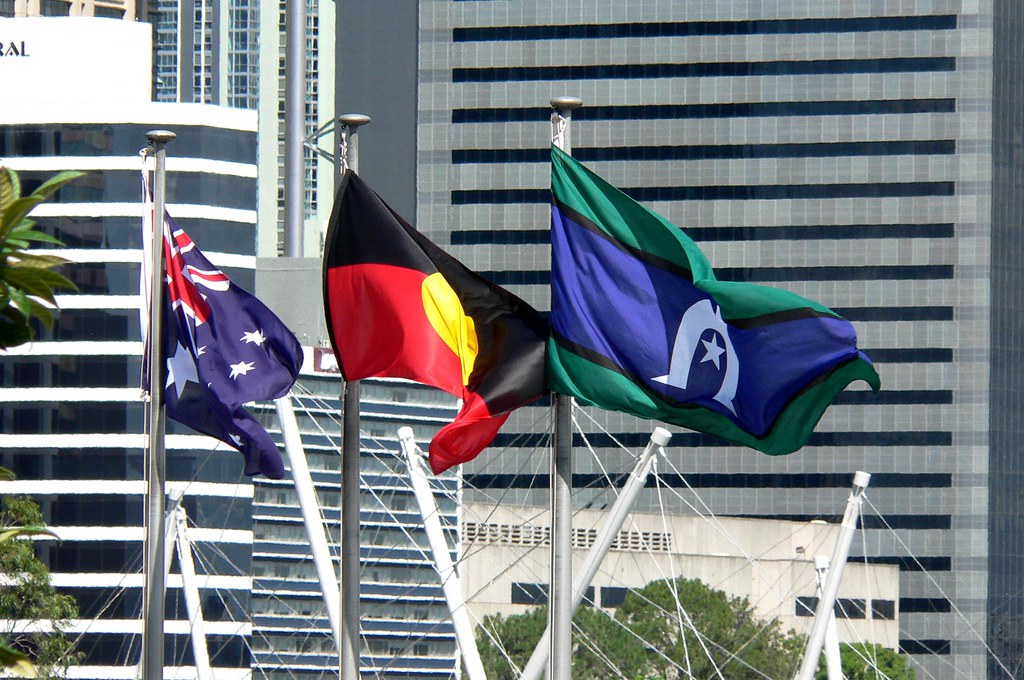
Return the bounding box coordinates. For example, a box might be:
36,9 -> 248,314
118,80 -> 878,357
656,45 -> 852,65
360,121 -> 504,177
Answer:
322,171 -> 549,473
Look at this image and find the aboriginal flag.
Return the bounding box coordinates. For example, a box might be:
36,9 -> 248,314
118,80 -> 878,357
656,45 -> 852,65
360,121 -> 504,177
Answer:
323,171 -> 548,473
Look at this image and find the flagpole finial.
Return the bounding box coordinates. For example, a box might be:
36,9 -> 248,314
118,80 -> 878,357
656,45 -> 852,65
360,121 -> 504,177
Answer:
338,114 -> 371,129
145,130 -> 177,146
550,96 -> 583,114
337,114 -> 371,175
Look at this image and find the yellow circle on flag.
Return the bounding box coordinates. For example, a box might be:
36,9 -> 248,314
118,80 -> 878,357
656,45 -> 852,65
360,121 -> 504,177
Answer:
422,272 -> 478,385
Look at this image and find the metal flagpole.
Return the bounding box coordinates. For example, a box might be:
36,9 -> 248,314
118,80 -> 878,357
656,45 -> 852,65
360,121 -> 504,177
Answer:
397,428 -> 487,680
142,128 -> 175,680
520,430 -> 671,680
284,0 -> 306,257
814,556 -> 843,680
795,471 -> 871,680
337,113 -> 370,680
521,427 -> 671,680
549,95 -> 582,680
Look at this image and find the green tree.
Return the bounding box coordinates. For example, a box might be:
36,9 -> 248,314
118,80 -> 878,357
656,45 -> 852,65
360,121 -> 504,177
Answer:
0,494 -> 81,678
0,166 -> 82,349
816,642 -> 915,680
477,577 -> 804,679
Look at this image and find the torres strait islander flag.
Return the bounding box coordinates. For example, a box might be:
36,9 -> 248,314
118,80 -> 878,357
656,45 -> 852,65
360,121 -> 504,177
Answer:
548,145 -> 880,455
322,171 -> 548,473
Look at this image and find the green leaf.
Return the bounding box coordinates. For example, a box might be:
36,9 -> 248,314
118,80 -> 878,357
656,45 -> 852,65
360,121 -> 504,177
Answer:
1,268 -> 56,300
0,267 -> 74,301
0,315 -> 32,347
0,166 -> 20,210
5,252 -> 70,269
0,466 -> 15,481
25,299 -> 54,329
0,525 -> 60,543
6,287 -> 31,319
27,170 -> 84,202
0,639 -> 36,678
0,196 -> 45,242
7,229 -> 64,247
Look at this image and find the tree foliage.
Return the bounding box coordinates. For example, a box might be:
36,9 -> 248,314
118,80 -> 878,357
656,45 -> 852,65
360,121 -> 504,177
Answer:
477,576 -> 804,679
0,493 -> 82,677
0,166 -> 82,349
816,642 -> 915,680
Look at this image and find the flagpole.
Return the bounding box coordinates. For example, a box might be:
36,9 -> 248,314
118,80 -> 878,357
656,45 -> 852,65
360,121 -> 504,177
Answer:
284,0 -> 306,257
337,113 -> 370,680
550,95 -> 582,680
142,128 -> 175,680
521,427 -> 671,680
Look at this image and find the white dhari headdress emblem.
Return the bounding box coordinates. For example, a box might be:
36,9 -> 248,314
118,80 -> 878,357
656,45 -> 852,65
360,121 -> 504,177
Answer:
652,299 -> 739,415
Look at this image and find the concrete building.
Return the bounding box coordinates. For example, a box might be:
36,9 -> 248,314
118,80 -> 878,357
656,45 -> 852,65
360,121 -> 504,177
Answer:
336,2 -> 1024,677
463,503 -> 901,650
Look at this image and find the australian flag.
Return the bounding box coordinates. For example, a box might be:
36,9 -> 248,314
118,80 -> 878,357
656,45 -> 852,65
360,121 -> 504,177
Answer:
148,209 -> 302,479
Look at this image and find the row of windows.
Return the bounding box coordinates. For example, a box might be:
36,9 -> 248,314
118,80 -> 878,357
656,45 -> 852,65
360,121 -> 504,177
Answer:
64,632 -> 250,667
795,596 -> 895,620
453,15 -> 958,42
451,223 -> 955,245
451,98 -> 957,123
0,355 -> 136,388
38,216 -> 256,253
453,140 -> 956,164
45,495 -> 250,531
60,585 -> 245,622
454,182 -> 955,204
452,57 -> 957,83
16,170 -> 255,211
0,125 -> 257,164
489,429 -> 952,450
737,513 -> 952,530
464,472 -> 952,491
0,448 -> 245,484
47,541 -> 251,575
481,264 -> 955,285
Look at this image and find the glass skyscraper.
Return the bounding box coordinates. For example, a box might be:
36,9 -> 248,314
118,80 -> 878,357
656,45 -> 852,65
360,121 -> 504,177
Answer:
368,2 -> 1021,678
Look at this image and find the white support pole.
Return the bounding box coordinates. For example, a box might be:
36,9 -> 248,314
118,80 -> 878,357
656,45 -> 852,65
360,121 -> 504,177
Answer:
521,427 -> 672,680
174,503 -> 212,680
276,395 -> 343,652
398,428 -> 487,680
795,471 -> 871,680
814,556 -> 843,680
549,95 -> 582,680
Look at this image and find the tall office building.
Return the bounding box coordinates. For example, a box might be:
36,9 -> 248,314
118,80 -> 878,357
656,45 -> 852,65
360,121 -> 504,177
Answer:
0,16 -> 261,678
148,0 -> 336,256
338,1 -> 1022,677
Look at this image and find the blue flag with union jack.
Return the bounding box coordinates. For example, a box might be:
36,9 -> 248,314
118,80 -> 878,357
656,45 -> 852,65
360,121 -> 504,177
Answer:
148,205 -> 302,479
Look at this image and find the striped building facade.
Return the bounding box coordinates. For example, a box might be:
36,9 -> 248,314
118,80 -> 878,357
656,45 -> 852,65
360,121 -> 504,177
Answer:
0,101 -> 260,678
405,2 -> 1020,678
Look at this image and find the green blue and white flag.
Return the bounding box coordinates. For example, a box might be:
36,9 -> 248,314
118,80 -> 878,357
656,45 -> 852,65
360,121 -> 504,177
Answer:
548,146 -> 880,454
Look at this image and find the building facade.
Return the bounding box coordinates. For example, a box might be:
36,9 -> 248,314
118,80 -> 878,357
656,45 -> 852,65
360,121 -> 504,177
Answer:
0,94 -> 261,677
250,357 -> 465,679
353,2 -> 1021,678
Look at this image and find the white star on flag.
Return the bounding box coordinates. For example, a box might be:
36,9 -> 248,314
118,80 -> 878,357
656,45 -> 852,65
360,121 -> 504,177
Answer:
240,329 -> 266,346
166,341 -> 199,398
229,361 -> 256,380
700,335 -> 726,370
